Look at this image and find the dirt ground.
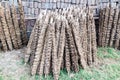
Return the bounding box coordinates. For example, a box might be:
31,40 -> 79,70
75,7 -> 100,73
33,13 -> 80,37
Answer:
0,49 -> 34,80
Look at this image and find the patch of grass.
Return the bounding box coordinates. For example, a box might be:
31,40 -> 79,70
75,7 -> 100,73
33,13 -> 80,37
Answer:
92,64 -> 120,80
16,58 -> 25,65
0,75 -> 3,80
97,47 -> 120,59
59,64 -> 120,80
35,75 -> 53,80
20,75 -> 30,80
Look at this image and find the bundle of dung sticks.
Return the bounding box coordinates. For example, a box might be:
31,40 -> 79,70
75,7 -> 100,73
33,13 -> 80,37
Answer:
0,0 -> 28,51
98,5 -> 120,49
25,6 -> 97,80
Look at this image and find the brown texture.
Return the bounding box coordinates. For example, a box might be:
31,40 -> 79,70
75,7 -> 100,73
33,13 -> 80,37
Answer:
0,5 -> 13,50
26,6 -> 97,80
11,4 -> 22,48
17,0 -> 28,45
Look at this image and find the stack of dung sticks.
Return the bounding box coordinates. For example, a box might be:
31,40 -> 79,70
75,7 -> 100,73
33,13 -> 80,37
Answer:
25,6 -> 97,80
0,0 -> 28,51
98,5 -> 120,49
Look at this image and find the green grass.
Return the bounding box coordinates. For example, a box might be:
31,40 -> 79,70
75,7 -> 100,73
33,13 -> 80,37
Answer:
16,58 -> 25,65
97,47 -> 120,59
0,75 -> 3,80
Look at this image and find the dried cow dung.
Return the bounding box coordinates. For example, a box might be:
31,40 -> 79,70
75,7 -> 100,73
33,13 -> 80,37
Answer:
0,5 -> 13,50
0,18 -> 8,51
5,5 -> 18,49
0,2 -> 28,51
25,6 -> 97,80
17,0 -> 28,45
98,6 -> 120,49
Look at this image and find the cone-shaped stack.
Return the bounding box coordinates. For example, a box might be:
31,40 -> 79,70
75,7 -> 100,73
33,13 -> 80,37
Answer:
25,6 -> 97,80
